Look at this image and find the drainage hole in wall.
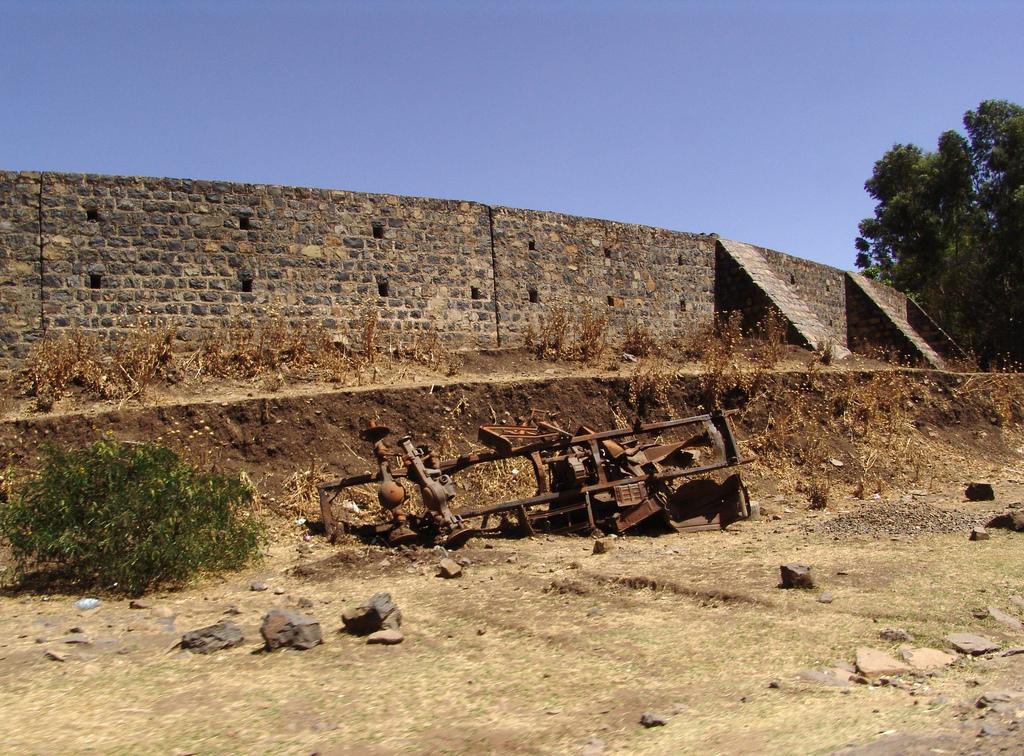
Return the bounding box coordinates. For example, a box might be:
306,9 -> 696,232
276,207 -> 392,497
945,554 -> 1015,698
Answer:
528,239 -> 536,251
241,277 -> 253,293
604,248 -> 612,259
88,274 -> 102,289
372,222 -> 385,239
378,279 -> 389,297
86,208 -> 100,222
471,286 -> 482,300
528,287 -> 539,303
607,295 -> 615,306
239,216 -> 251,230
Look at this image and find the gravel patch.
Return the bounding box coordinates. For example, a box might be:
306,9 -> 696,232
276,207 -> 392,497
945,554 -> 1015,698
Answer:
814,499 -> 992,538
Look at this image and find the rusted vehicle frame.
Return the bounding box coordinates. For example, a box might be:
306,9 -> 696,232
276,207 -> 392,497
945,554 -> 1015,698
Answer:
319,410 -> 753,547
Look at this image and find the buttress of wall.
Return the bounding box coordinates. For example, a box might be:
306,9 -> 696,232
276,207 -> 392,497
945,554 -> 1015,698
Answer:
39,173 -> 496,348
489,206 -> 716,343
754,245 -> 848,346
0,171 -> 41,365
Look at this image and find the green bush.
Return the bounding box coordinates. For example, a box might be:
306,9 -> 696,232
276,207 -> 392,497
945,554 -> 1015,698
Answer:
0,438 -> 264,594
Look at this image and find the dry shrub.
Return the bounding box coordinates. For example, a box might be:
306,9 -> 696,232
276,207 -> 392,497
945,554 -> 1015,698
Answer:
627,359 -> 675,416
525,304 -> 608,364
955,372 -> 1024,427
748,309 -> 787,368
401,329 -> 462,377
622,322 -> 659,358
22,325 -> 177,409
279,461 -> 330,522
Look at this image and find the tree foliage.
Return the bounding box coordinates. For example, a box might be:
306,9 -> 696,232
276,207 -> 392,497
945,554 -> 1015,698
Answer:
856,100 -> 1024,363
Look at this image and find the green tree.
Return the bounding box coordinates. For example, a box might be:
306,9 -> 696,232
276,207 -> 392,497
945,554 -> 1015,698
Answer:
856,100 -> 1024,363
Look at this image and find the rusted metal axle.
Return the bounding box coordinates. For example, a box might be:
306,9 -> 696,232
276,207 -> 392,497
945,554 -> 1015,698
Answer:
319,410 -> 754,548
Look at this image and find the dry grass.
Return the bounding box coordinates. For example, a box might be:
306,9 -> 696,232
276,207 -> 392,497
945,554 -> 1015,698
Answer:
22,325 -> 177,409
524,304 -> 609,364
15,306 -> 463,412
622,322 -> 660,358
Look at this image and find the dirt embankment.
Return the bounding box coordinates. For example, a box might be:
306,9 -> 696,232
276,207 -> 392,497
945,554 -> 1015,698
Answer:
1,367 -> 1021,518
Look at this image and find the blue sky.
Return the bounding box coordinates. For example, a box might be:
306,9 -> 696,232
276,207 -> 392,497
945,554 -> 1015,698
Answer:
1,0 -> 1021,269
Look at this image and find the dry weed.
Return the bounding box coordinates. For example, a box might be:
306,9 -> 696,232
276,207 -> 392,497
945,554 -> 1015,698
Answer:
622,322 -> 659,358
525,304 -> 608,364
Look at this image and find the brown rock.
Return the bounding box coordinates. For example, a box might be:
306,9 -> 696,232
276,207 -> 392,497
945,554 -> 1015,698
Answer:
797,667 -> 852,686
970,527 -> 990,541
366,629 -> 404,645
855,647 -> 910,677
898,646 -> 958,670
436,558 -> 463,579
592,539 -> 614,555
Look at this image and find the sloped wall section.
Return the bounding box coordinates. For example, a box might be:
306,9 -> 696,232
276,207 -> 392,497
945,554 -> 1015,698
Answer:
0,170 -> 958,369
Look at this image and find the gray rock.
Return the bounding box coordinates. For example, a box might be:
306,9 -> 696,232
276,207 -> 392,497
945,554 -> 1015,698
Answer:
341,592 -> 401,635
966,482 -> 995,501
970,527 -> 990,541
250,581 -> 268,592
780,563 -> 814,589
946,633 -> 1000,655
366,629 -> 404,645
989,606 -> 1024,631
297,597 -> 315,609
797,668 -> 852,687
436,558 -> 463,579
181,621 -> 244,654
44,649 -> 67,662
639,711 -> 668,728
879,627 -> 911,642
1000,647 -> 1024,657
260,609 -> 322,650
818,592 -> 834,604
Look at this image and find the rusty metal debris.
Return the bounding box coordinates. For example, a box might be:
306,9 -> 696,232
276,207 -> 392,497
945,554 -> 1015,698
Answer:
319,411 -> 754,548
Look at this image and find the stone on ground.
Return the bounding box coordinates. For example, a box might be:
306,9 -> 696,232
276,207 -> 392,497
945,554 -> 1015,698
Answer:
366,629 -> 405,645
879,627 -> 911,642
341,592 -> 402,635
249,581 -> 268,592
779,563 -> 814,589
965,482 -> 995,501
855,647 -> 910,677
639,712 -> 668,728
181,621 -> 244,654
260,609 -> 322,650
898,646 -> 957,670
946,633 -> 1000,655
970,527 -> 990,541
797,667 -> 853,686
988,607 -> 1024,632
436,558 -> 463,579
593,538 -> 615,555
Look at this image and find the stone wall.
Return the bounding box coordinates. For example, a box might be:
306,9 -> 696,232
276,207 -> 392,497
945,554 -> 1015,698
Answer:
755,245 -> 847,346
0,169 -> 956,370
490,206 -> 715,344
0,172 -> 42,360
35,173 -> 496,353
